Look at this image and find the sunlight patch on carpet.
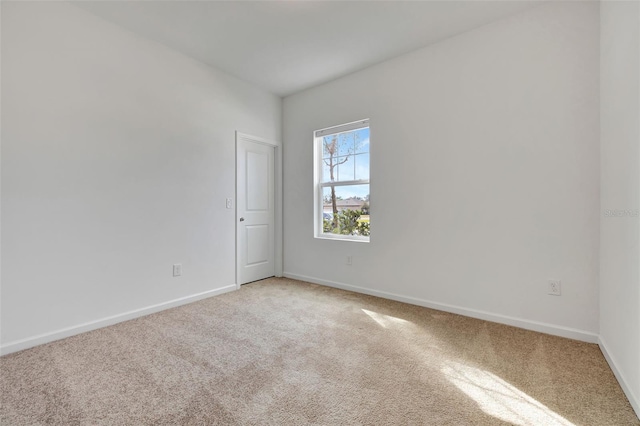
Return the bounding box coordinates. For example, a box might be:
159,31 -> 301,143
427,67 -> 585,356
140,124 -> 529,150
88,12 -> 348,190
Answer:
441,361 -> 575,426
361,309 -> 411,329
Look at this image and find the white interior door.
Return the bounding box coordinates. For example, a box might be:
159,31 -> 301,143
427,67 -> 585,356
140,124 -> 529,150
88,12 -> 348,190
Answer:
236,134 -> 275,285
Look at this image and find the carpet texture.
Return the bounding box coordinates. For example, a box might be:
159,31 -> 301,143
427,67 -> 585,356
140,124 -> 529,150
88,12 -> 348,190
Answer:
1,277 -> 638,425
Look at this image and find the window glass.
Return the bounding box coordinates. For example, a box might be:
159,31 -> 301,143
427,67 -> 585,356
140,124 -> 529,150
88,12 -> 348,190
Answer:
315,120 -> 370,241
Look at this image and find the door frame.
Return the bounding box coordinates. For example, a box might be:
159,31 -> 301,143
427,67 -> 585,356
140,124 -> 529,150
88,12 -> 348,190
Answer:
235,132 -> 283,289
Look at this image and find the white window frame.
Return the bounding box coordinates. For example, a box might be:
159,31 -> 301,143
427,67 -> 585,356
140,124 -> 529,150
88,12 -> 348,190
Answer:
314,119 -> 370,242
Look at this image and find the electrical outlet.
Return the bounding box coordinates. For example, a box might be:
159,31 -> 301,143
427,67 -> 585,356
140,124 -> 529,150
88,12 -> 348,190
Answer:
346,256 -> 352,266
173,264 -> 182,277
548,279 -> 561,296
226,198 -> 233,209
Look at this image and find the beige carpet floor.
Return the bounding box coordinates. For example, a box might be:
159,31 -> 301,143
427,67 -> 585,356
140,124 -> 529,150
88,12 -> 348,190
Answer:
1,277 -> 638,425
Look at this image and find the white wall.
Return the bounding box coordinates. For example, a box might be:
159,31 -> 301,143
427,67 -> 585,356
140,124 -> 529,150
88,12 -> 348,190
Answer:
1,2 -> 281,351
600,0 -> 640,415
284,2 -> 600,341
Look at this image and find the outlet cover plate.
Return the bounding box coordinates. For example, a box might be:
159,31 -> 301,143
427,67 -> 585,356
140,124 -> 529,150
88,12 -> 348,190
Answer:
173,264 -> 182,277
548,279 -> 561,296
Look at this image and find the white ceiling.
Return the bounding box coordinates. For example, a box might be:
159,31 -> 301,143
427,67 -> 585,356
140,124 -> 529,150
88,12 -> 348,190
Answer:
76,1 -> 543,97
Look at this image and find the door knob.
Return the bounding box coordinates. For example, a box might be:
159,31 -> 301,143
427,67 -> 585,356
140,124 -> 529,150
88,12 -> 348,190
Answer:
239,217 -> 245,222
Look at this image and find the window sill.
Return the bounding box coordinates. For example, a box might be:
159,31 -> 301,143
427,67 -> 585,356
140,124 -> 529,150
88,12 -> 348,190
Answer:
315,234 -> 370,243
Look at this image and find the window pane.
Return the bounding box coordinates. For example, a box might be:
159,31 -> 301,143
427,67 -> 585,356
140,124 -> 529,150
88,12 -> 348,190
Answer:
321,184 -> 370,237
354,153 -> 370,180
322,129 -> 369,181
337,155 -> 355,181
322,136 -> 336,157
321,160 -> 333,182
337,132 -> 355,157
355,128 -> 370,154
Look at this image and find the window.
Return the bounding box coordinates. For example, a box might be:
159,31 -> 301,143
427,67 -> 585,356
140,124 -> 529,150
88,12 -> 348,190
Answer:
314,119 -> 370,241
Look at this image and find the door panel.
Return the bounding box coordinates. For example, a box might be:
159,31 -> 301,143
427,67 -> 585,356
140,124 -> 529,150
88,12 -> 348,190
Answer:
246,225 -> 269,265
237,136 -> 275,285
247,151 -> 269,211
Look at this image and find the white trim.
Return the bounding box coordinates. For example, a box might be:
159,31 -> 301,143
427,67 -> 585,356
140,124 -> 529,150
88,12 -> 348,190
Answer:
275,141 -> 283,277
314,121 -> 371,241
599,337 -> 640,419
320,179 -> 370,188
0,285 -> 237,356
283,272 -> 599,344
315,233 -> 369,243
315,119 -> 369,138
236,132 -> 279,149
235,132 -> 283,283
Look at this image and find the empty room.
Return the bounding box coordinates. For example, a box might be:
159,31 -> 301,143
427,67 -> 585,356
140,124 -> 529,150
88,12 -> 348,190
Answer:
1,0 -> 639,424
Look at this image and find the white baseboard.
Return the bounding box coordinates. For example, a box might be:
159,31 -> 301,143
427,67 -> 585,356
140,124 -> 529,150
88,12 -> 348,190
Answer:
599,337 -> 640,419
0,284 -> 237,356
283,272 -> 599,344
